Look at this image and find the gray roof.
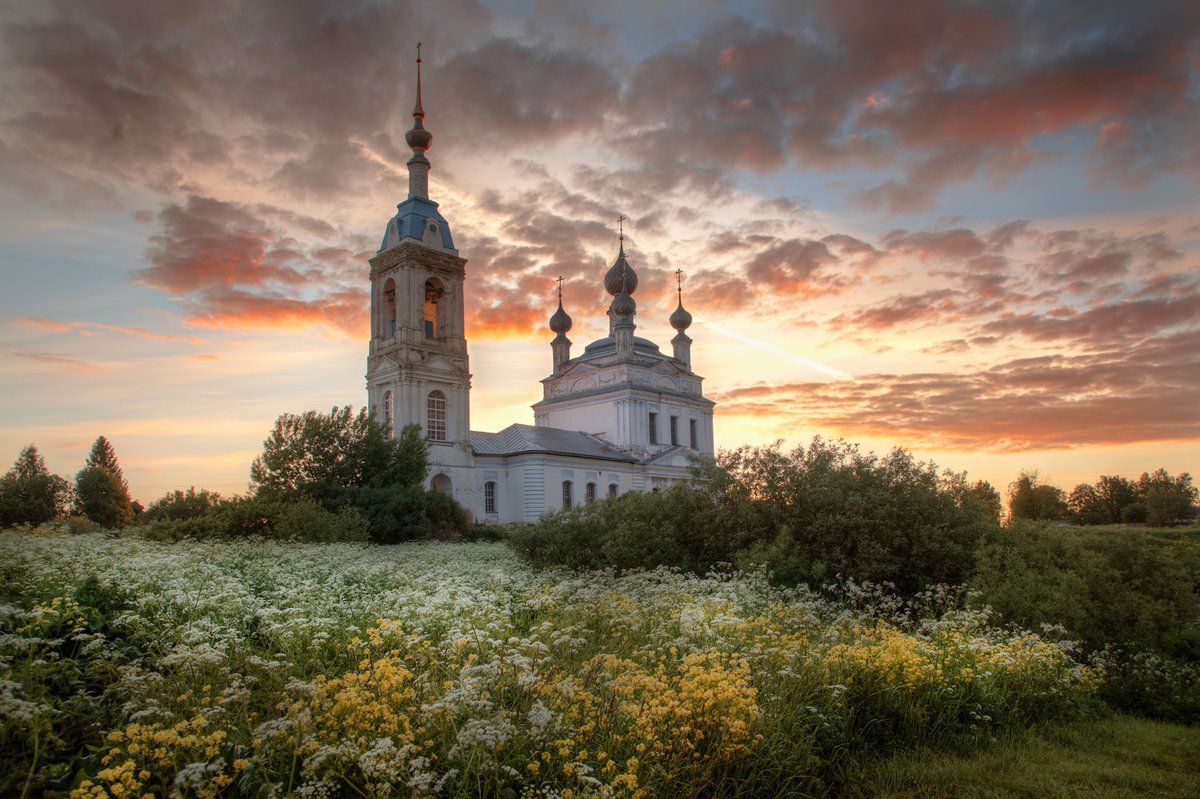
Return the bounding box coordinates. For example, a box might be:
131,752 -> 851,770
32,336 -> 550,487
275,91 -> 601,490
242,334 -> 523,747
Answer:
470,424 -> 638,462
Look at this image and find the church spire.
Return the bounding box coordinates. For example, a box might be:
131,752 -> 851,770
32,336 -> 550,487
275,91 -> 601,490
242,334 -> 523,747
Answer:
549,276 -> 573,373
405,42 -> 433,199
670,268 -> 694,369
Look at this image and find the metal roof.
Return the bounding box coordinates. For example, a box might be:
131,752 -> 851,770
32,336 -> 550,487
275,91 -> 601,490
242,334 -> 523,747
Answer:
470,424 -> 638,462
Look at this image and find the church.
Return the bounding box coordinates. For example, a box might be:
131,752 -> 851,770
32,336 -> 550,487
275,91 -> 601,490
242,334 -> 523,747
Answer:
366,57 -> 715,523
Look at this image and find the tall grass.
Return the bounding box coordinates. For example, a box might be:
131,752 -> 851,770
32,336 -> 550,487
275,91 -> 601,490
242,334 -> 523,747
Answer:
2,529 -> 1098,798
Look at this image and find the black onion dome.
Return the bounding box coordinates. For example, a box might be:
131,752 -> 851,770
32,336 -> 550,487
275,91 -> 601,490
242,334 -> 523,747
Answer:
670,299 -> 693,331
604,247 -> 639,296
549,301 -> 572,334
611,290 -> 636,317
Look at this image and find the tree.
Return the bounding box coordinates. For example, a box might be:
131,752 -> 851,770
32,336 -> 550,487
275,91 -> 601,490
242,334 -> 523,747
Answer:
250,407 -> 428,501
1068,482 -> 1108,525
85,436 -> 125,483
74,467 -> 134,528
1137,469 -> 1198,526
0,444 -> 71,527
74,436 -> 133,528
1007,470 -> 1067,522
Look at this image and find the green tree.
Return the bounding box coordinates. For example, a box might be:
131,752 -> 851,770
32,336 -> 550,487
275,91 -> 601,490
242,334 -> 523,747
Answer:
74,467 -> 134,528
85,435 -> 124,483
1007,470 -> 1067,522
250,407 -> 428,501
74,436 -> 134,528
1068,482 -> 1107,525
1137,469 -> 1198,526
0,444 -> 72,527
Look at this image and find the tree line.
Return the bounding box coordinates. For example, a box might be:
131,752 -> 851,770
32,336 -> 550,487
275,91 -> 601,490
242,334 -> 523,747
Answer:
0,407 -> 469,541
1007,468 -> 1198,526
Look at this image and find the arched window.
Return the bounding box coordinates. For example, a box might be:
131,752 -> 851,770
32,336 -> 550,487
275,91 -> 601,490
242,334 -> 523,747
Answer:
608,483 -> 618,498
426,390 -> 447,441
484,481 -> 497,514
424,278 -> 444,337
562,480 -> 573,509
382,278 -> 397,337
586,482 -> 596,503
383,391 -> 394,440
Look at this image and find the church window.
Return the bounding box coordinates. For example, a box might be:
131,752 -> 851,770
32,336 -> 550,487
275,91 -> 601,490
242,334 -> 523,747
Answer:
562,480 -> 573,509
383,391 -> 394,439
648,412 -> 658,445
484,481 -> 497,514
427,390 -> 447,441
383,278 -> 397,337
689,418 -> 697,449
608,483 -> 618,498
424,278 -> 444,337
586,482 -> 596,503
670,416 -> 679,446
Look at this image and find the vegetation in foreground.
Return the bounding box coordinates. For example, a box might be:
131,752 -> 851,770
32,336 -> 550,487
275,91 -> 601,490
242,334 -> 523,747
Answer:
3,532 -> 1100,798
850,714 -> 1200,799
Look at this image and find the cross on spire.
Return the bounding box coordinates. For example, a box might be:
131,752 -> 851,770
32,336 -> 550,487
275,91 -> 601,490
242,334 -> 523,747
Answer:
556,275 -> 564,300
675,268 -> 684,299
617,214 -> 626,245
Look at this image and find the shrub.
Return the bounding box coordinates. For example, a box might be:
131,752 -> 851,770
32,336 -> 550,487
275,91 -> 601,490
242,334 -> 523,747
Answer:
512,439 -> 996,595
970,521 -> 1199,658
1122,502 -> 1148,523
143,487 -> 221,521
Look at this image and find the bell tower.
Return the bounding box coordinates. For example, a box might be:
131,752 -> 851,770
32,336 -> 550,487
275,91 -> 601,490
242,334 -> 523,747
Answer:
367,46 -> 472,478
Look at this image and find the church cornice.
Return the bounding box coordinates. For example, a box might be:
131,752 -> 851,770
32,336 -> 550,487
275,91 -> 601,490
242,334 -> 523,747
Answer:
532,381 -> 716,409
369,241 -> 466,277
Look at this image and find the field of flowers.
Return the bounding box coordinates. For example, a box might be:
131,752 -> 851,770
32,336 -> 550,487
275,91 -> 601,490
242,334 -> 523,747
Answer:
2,529 -> 1098,798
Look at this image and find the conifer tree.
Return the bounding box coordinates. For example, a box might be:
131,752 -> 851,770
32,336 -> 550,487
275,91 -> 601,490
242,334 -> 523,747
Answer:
0,444 -> 71,527
85,435 -> 125,484
75,436 -> 133,528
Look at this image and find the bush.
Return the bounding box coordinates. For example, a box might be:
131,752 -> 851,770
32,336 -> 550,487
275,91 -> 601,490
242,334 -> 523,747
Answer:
139,495 -> 368,543
338,485 -> 469,544
511,439 -> 996,595
143,487 -> 221,521
1090,647 -> 1200,724
970,522 -> 1199,658
1121,502 -> 1148,523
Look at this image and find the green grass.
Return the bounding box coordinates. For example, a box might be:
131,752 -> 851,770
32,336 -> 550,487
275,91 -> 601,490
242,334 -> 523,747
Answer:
848,714 -> 1200,798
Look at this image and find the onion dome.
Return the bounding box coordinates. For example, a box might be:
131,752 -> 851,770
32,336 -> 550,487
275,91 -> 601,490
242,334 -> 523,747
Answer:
604,245 -> 639,296
405,46 -> 433,151
611,290 -> 636,317
549,300 -> 572,334
670,298 -> 693,331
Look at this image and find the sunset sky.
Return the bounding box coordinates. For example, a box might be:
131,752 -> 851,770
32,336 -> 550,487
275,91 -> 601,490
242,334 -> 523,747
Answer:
1,0 -> 1197,506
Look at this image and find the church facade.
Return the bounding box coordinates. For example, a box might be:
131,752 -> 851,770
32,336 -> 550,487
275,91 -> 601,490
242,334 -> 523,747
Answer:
366,58 -> 714,523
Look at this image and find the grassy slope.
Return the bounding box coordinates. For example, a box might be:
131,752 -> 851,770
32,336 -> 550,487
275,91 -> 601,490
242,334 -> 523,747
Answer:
849,714 -> 1200,798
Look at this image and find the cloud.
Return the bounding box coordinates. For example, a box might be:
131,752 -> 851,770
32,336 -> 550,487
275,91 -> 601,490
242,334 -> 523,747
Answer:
18,317 -> 206,345
184,288 -> 368,337
711,329 -> 1200,451
134,194 -> 369,336
2,345 -> 102,373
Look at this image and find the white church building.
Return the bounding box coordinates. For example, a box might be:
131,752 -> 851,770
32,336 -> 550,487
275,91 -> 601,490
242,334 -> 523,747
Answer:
366,57 -> 715,523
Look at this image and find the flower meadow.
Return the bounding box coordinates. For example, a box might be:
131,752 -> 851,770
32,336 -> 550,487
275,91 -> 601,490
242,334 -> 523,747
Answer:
2,530 -> 1098,798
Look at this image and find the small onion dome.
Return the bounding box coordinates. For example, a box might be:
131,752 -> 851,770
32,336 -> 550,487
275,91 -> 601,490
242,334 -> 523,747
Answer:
604,247 -> 639,296
611,290 -> 636,317
406,117 -> 432,150
549,300 -> 573,334
670,299 -> 693,331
